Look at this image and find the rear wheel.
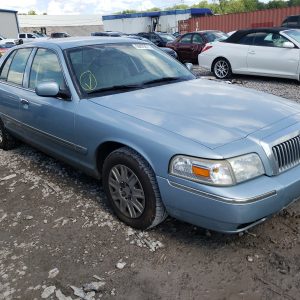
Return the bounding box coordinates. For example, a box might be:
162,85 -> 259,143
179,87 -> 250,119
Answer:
0,119 -> 18,150
102,147 -> 167,230
213,58 -> 232,79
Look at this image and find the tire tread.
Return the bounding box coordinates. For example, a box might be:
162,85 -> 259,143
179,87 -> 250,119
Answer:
105,147 -> 168,229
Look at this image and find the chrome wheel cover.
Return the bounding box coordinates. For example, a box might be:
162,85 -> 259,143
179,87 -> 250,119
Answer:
214,60 -> 229,78
108,164 -> 145,219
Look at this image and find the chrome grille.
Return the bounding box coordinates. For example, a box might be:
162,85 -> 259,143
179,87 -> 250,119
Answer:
272,135 -> 300,173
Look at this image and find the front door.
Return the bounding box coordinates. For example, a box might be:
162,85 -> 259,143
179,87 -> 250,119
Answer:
247,32 -> 300,77
176,33 -> 193,62
19,48 -> 76,157
191,33 -> 205,62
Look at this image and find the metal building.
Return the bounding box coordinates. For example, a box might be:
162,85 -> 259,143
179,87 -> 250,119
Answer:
102,8 -> 212,34
0,9 -> 19,38
18,15 -> 104,37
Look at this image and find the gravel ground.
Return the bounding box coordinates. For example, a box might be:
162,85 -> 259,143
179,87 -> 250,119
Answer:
0,70 -> 300,300
193,65 -> 300,102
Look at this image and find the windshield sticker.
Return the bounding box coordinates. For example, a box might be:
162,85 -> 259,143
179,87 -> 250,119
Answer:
132,44 -> 154,50
80,71 -> 98,92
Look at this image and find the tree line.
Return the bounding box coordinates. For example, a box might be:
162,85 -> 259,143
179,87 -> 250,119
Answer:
119,0 -> 300,15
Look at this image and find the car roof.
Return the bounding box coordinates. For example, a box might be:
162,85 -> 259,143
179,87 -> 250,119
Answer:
226,27 -> 295,43
16,36 -> 145,50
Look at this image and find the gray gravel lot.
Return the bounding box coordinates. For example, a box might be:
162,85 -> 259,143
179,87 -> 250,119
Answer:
193,65 -> 300,102
0,68 -> 300,300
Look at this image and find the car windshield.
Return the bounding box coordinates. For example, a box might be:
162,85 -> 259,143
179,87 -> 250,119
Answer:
284,29 -> 300,43
67,43 -> 195,96
156,33 -> 176,42
203,31 -> 229,42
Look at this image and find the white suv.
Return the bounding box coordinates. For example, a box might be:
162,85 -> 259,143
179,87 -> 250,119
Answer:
18,33 -> 40,43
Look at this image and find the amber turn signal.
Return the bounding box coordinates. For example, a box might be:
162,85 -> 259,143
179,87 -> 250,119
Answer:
192,165 -> 210,177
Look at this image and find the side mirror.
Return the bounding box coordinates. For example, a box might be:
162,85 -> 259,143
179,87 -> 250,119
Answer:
36,82 -> 59,97
282,41 -> 295,48
36,82 -> 71,100
185,63 -> 193,71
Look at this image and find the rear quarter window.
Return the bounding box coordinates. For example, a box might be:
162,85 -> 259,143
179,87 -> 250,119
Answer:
0,51 -> 16,81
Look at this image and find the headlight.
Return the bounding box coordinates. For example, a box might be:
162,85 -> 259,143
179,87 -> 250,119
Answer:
169,153 -> 264,186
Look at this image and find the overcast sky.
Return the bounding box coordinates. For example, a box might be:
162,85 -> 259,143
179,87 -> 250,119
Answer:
0,0 -> 270,15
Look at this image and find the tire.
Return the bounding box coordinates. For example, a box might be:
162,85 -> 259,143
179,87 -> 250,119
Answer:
0,119 -> 18,150
212,58 -> 232,79
102,147 -> 167,230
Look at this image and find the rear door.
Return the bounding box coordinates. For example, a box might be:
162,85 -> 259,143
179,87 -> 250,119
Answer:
247,32 -> 300,77
0,48 -> 33,133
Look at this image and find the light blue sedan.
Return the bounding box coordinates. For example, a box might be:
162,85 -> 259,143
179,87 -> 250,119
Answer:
0,37 -> 300,233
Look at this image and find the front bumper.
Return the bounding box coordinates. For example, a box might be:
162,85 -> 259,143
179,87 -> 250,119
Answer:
157,164 -> 300,233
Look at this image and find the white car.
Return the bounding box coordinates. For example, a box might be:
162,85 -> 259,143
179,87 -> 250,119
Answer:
18,33 -> 41,43
198,28 -> 300,81
0,35 -> 18,45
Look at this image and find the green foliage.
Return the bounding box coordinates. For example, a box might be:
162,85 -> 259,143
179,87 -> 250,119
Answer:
28,10 -> 37,15
164,4 -> 190,10
117,0 -> 299,15
145,7 -> 160,12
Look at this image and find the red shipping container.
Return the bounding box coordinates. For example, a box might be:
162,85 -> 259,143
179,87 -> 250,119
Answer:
179,6 -> 300,33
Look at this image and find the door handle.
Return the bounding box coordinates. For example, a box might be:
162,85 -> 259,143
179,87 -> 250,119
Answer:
248,50 -> 255,55
20,98 -> 29,105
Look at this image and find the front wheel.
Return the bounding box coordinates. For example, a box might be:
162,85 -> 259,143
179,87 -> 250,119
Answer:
213,58 -> 232,79
102,147 -> 167,230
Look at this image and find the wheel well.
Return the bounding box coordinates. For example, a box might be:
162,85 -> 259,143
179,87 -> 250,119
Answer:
96,141 -> 126,176
211,56 -> 230,73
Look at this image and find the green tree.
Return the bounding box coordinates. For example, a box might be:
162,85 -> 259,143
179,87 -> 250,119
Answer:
288,0 -> 300,6
266,0 -> 288,9
146,7 -> 160,12
117,9 -> 138,14
28,10 -> 37,15
164,4 -> 190,10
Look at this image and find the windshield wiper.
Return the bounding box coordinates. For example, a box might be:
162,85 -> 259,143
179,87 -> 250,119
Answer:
142,76 -> 184,85
87,77 -> 186,95
87,84 -> 144,95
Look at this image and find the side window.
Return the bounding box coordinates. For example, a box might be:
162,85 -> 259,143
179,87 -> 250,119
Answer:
253,32 -> 290,47
180,34 -> 192,44
238,33 -> 256,45
28,34 -> 35,39
19,34 -> 26,39
0,51 -> 16,81
192,34 -> 204,44
6,48 -> 32,86
150,34 -> 160,43
252,32 -> 272,46
29,48 -> 65,90
286,16 -> 299,26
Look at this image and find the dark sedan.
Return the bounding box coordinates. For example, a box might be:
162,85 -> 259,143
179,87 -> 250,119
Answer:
166,30 -> 228,63
137,32 -> 175,47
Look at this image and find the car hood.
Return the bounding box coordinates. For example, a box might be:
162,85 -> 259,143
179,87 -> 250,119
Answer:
90,79 -> 300,149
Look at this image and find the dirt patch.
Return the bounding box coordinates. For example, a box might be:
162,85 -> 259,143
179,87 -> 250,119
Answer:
0,144 -> 299,300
